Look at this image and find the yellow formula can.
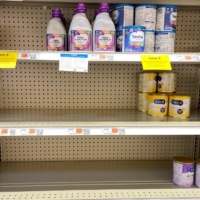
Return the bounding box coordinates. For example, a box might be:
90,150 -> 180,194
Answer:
148,93 -> 168,117
157,72 -> 177,93
138,92 -> 149,112
138,72 -> 157,92
169,94 -> 191,118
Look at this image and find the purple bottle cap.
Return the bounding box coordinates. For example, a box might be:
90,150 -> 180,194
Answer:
52,9 -> 61,18
73,9 -> 78,15
76,3 -> 87,9
99,2 -> 110,12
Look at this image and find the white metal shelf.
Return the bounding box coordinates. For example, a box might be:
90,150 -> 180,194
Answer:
0,109 -> 199,135
13,51 -> 200,64
0,160 -> 200,199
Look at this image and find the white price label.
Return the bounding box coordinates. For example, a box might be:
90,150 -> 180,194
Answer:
66,128 -> 85,135
19,53 -> 36,60
103,128 -> 119,135
18,128 -> 28,135
59,54 -> 88,72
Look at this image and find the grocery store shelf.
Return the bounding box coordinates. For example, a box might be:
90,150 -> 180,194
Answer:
0,109 -> 200,135
10,51 -> 200,64
0,160 -> 200,199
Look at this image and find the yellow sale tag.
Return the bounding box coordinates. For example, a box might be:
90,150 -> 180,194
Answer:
141,54 -> 172,70
0,52 -> 18,68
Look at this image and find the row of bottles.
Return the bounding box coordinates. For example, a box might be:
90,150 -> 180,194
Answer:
46,3 -> 115,52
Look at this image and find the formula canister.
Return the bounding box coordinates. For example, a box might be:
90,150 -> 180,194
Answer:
173,156 -> 194,188
156,6 -> 178,31
112,4 -> 134,30
195,159 -> 200,188
138,72 -> 157,92
145,30 -> 155,52
135,4 -> 157,31
148,93 -> 168,117
116,29 -> 123,52
123,26 -> 146,52
155,31 -> 176,52
138,92 -> 149,112
169,94 -> 191,118
157,72 -> 176,92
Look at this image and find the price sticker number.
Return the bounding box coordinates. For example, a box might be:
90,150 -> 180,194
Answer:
1,129 -> 9,135
141,55 -> 172,70
0,52 -> 18,68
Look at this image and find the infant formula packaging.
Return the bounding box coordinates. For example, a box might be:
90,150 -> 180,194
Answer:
173,156 -> 194,188
93,3 -> 116,52
116,29 -> 123,52
112,4 -> 134,30
157,72 -> 176,93
123,26 -> 146,52
145,30 -> 155,52
156,6 -> 178,31
155,31 -> 176,52
46,9 -> 67,51
135,4 -> 157,31
138,92 -> 149,112
69,3 -> 92,52
148,93 -> 168,117
169,94 -> 191,118
138,72 -> 157,93
195,159 -> 200,188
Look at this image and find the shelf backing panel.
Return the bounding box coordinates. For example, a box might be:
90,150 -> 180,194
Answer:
1,135 -> 194,161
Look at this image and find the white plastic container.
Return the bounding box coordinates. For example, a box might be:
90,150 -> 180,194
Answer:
135,4 -> 157,31
155,31 -> 176,52
91,10 -> 100,29
46,9 -> 67,51
93,3 -> 116,52
145,30 -> 155,52
69,3 -> 92,52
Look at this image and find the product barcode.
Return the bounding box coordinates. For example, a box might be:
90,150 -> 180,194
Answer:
83,128 -> 90,135
107,55 -> 114,61
119,129 -> 125,135
29,54 -> 36,59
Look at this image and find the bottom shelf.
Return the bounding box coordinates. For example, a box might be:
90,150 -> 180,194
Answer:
0,160 -> 200,199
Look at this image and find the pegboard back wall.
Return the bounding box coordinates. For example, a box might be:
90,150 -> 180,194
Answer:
1,136 -> 195,161
1,63 -> 198,109
0,7 -> 200,52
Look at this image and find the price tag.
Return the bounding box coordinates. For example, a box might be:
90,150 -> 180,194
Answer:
141,54 -> 172,70
59,54 -> 88,72
1,129 -> 9,134
19,53 -> 36,60
0,52 -> 18,68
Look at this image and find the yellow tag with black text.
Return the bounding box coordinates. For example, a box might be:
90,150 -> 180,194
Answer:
0,52 -> 18,68
141,55 -> 172,70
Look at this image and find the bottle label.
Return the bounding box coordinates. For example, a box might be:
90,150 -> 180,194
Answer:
94,30 -> 116,51
46,34 -> 66,51
70,30 -> 92,51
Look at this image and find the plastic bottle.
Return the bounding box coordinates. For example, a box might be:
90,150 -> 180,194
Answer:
91,10 -> 100,29
68,3 -> 92,52
93,3 -> 116,52
46,9 -> 67,51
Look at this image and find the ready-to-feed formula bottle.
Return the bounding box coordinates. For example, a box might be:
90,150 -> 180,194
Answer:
69,3 -> 92,52
46,9 -> 67,51
92,10 -> 100,29
93,2 -> 116,52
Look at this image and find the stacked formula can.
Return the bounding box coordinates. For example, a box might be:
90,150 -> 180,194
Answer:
138,72 -> 191,118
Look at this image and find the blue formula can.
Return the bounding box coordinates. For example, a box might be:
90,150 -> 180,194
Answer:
112,4 -> 134,30
156,6 -> 178,31
123,26 -> 146,52
135,4 -> 157,31
155,31 -> 176,52
116,29 -> 123,52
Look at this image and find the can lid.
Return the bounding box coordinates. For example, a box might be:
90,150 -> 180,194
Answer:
156,30 -> 176,34
112,4 -> 134,8
148,93 -> 168,96
158,5 -> 178,9
123,25 -> 146,29
169,94 -> 191,98
173,156 -> 194,164
146,30 -> 155,33
136,4 -> 157,8
158,71 -> 177,74
139,72 -> 157,74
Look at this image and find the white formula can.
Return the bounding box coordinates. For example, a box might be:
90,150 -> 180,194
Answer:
195,159 -> 200,188
173,156 -> 195,188
135,4 -> 157,31
145,30 -> 155,52
156,6 -> 178,31
155,31 -> 176,52
112,4 -> 134,30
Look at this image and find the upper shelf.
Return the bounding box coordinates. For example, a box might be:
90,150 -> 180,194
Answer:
12,51 -> 200,64
2,0 -> 200,6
